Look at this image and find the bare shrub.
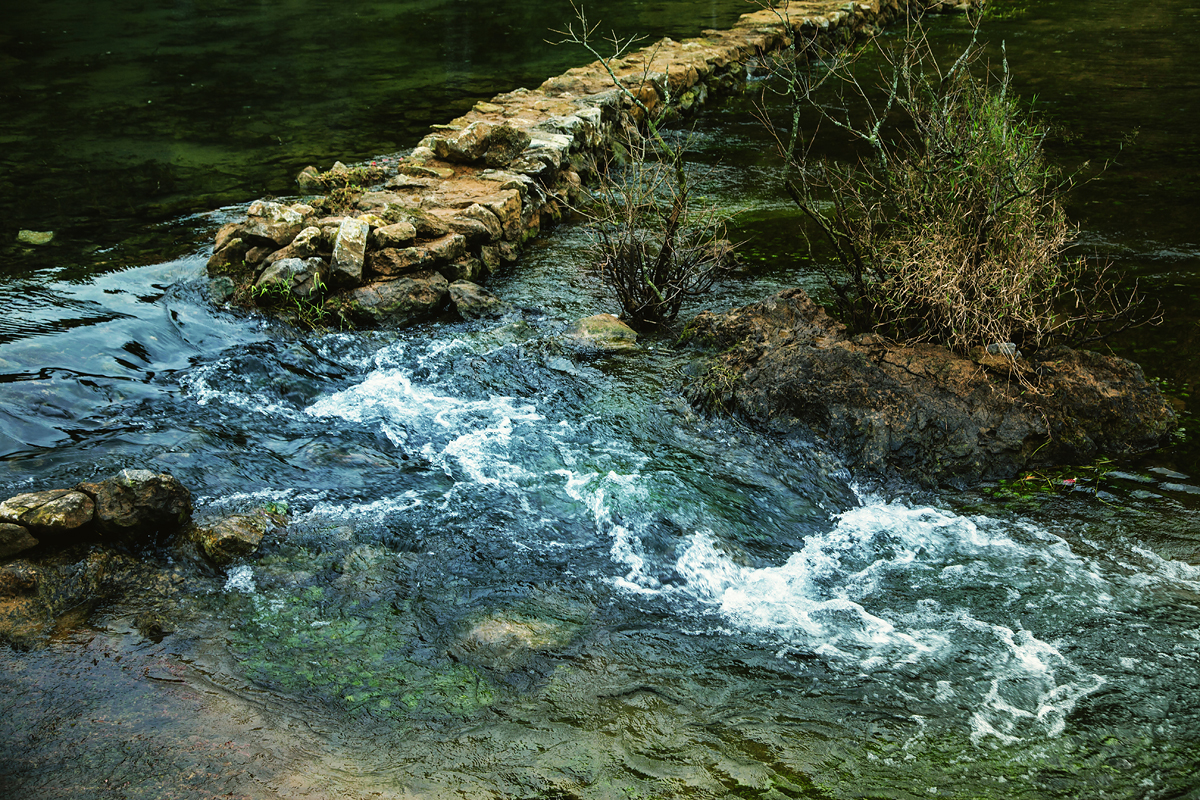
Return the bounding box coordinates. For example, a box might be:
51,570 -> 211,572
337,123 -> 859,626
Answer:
554,4 -> 735,330
587,136 -> 733,328
757,10 -> 1158,354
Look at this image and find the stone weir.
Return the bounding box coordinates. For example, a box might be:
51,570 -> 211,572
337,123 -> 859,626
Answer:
206,0 -> 970,327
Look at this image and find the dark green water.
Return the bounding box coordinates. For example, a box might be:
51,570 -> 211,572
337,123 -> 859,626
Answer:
0,0 -> 741,266
2,1 -> 1200,799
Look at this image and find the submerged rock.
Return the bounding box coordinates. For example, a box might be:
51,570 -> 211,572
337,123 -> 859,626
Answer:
565,314 -> 639,353
17,230 -> 54,246
683,288 -> 1176,487
449,280 -> 510,319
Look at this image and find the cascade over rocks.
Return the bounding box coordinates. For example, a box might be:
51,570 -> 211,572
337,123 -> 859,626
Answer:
683,289 -> 1177,487
205,0 -> 967,329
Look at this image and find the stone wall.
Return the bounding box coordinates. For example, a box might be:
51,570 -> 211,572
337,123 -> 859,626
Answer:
206,0 -> 970,326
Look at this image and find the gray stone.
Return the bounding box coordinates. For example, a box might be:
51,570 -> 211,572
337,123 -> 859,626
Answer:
449,280 -> 510,319
425,233 -> 467,264
431,121 -> 532,167
457,204 -> 504,242
256,257 -> 329,298
243,201 -> 313,246
331,218 -> 370,287
348,271 -> 449,325
367,246 -> 435,277
441,257 -> 487,283
261,226 -> 324,268
370,220 -> 418,249
0,524 -> 38,559
480,190 -> 523,241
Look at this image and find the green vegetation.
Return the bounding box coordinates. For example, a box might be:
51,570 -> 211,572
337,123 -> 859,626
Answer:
760,15 -> 1158,356
246,273 -> 338,331
226,585 -> 495,719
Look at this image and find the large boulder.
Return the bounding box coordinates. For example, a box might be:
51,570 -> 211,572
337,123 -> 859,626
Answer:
346,271 -> 450,325
75,469 -> 192,539
683,289 -> 1177,487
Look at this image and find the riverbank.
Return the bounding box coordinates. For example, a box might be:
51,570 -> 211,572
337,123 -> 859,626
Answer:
205,0 -> 969,326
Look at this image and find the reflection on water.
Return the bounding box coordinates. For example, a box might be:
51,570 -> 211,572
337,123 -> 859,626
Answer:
0,0 -> 744,262
2,0 -> 1200,797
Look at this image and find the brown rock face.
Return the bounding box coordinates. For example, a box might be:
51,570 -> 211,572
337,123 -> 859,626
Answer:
0,490 -> 94,537
683,289 -> 1176,487
191,514 -> 270,566
75,469 -> 192,538
0,524 -> 38,559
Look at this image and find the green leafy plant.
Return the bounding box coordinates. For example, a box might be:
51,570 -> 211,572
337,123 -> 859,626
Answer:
247,272 -> 336,331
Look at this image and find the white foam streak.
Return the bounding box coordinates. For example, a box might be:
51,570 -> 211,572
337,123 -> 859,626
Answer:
666,498 -> 1110,744
306,367 -> 543,488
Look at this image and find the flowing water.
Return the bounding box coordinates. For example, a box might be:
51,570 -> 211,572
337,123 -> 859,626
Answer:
3,1 -> 1200,798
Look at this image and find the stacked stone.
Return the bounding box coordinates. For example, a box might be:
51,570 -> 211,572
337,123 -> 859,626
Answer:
205,0 -> 966,326
0,469 -> 192,559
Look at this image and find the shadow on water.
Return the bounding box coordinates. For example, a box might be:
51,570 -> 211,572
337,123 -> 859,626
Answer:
3,1 -> 1200,798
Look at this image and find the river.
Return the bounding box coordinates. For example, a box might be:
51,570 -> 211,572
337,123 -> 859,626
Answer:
1,1 -> 1199,798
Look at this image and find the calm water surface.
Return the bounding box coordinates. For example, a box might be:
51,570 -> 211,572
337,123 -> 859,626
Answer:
1,1 -> 1199,798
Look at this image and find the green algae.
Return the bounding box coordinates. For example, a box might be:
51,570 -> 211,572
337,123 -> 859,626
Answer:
226,587 -> 496,718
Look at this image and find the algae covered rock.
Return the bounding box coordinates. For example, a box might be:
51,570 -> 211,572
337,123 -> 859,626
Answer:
565,313 -> 639,353
449,280 -> 510,320
0,489 -> 94,537
346,271 -> 449,325
0,524 -> 38,559
75,469 -> 192,539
